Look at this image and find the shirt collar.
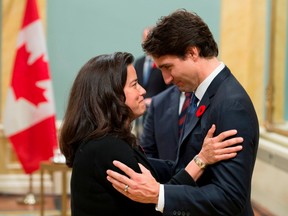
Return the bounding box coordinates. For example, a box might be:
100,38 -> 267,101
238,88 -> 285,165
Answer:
195,62 -> 225,102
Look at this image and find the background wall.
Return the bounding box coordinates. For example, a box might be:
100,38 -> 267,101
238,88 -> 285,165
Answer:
220,0 -> 267,125
1,1 -> 287,125
286,17 -> 288,121
46,0 -> 221,119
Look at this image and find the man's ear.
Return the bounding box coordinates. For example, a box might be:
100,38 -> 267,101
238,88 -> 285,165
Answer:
186,46 -> 199,60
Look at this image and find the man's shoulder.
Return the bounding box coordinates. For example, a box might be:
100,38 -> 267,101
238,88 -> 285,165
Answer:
152,85 -> 179,102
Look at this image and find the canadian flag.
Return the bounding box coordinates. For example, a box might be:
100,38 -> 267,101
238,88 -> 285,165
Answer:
3,0 -> 57,174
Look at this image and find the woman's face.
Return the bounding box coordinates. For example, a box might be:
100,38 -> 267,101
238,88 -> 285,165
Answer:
124,64 -> 146,119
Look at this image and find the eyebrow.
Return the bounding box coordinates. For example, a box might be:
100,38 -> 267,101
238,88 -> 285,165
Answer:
129,78 -> 138,85
158,63 -> 171,69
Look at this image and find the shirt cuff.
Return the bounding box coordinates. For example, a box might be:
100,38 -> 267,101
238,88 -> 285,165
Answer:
155,184 -> 164,212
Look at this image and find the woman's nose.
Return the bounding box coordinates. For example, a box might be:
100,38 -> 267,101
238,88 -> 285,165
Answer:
139,84 -> 146,96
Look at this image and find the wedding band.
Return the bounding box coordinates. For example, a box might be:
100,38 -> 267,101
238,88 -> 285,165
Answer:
124,184 -> 129,192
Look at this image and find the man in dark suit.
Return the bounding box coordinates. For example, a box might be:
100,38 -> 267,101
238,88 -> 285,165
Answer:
107,9 -> 259,216
134,27 -> 168,101
134,54 -> 167,100
134,27 -> 169,137
140,85 -> 182,161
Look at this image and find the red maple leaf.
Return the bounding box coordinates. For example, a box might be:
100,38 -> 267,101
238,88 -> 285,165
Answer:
11,44 -> 50,106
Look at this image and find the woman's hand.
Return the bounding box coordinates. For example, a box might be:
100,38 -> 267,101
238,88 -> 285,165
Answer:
185,124 -> 243,180
198,124 -> 243,165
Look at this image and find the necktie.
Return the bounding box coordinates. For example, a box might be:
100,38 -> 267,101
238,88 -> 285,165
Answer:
189,93 -> 199,116
179,92 -> 199,138
143,58 -> 152,86
178,92 -> 192,137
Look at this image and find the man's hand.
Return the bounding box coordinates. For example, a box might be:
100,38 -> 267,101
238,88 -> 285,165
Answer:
106,161 -> 159,204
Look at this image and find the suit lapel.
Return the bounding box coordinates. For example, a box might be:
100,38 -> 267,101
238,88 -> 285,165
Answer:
179,67 -> 231,144
180,102 -> 204,143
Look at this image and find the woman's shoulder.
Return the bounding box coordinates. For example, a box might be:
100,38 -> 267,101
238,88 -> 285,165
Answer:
79,135 -> 140,171
75,135 -> 135,165
90,135 -> 127,144
84,135 -> 131,151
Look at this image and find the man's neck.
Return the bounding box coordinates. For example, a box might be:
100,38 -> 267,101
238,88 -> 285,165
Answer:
198,57 -> 220,82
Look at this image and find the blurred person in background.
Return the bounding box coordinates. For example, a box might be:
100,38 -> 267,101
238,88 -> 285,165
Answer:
133,26 -> 170,137
140,85 -> 188,161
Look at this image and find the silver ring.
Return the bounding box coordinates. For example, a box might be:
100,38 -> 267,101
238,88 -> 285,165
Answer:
124,184 -> 129,192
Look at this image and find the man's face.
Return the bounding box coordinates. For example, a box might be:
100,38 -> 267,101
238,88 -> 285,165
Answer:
153,55 -> 198,92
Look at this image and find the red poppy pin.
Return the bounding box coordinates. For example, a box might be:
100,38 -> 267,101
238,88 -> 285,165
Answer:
196,105 -> 206,117
152,62 -> 157,69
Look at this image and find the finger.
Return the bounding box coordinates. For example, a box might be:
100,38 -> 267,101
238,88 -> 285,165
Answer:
106,170 -> 140,196
214,152 -> 238,161
112,160 -> 136,178
206,124 -> 216,138
111,184 -> 138,202
221,137 -> 244,148
214,129 -> 238,142
106,174 -> 127,195
106,175 -> 124,190
107,174 -> 141,202
112,184 -> 127,196
138,163 -> 152,176
107,174 -> 131,194
110,183 -> 135,200
218,145 -> 243,154
106,169 -> 132,187
106,160 -> 137,188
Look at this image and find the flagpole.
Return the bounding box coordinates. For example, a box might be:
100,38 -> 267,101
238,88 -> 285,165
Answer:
17,174 -> 39,205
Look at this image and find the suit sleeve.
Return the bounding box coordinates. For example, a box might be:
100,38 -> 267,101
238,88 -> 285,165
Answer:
163,98 -> 259,216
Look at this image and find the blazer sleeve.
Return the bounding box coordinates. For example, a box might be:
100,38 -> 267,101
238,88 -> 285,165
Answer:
147,158 -> 175,183
163,97 -> 259,216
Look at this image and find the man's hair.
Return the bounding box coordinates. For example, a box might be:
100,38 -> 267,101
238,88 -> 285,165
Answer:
143,9 -> 218,58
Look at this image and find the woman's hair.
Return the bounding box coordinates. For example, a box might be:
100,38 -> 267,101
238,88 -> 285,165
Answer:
59,52 -> 136,167
143,9 -> 218,59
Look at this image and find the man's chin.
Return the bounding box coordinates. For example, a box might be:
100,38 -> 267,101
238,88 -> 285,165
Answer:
176,86 -> 185,92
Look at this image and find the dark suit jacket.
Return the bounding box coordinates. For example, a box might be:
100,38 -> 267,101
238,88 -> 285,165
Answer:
134,55 -> 168,98
140,85 -> 181,161
152,66 -> 259,216
71,135 -> 162,216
